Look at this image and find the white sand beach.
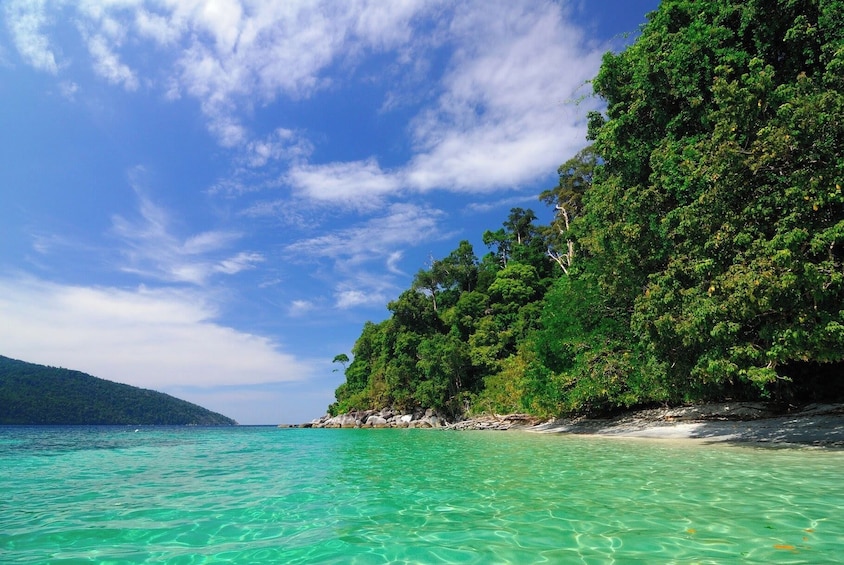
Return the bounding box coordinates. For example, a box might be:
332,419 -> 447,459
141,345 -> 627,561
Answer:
528,403 -> 844,447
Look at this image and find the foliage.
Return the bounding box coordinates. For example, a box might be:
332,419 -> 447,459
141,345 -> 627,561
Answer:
587,0 -> 844,399
330,0 -> 844,419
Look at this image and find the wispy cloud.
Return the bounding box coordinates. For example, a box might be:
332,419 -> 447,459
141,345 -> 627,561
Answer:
284,203 -> 451,309
111,168 -> 261,285
5,0 -> 59,73
386,250 -> 405,275
284,202 -> 447,266
333,271 -> 398,310
86,33 -> 139,91
288,299 -> 316,317
0,275 -> 314,390
5,0 -> 602,201
260,0 -> 603,202
214,252 -> 264,275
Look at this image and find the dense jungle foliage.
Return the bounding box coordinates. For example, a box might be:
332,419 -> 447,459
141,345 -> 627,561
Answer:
0,355 -> 236,425
330,0 -> 844,418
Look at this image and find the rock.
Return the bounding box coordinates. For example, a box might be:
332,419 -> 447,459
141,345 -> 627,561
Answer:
400,414 -> 413,423
366,415 -> 389,428
322,413 -> 358,428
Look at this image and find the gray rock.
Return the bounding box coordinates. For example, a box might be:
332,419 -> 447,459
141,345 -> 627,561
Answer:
366,415 -> 389,428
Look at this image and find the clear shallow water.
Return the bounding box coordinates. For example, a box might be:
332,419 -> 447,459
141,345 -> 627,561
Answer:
1,427 -> 842,564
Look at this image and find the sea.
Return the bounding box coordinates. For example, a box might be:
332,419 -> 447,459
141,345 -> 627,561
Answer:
1,426 -> 842,564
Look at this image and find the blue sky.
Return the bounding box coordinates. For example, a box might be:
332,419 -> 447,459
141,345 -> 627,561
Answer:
0,0 -> 658,425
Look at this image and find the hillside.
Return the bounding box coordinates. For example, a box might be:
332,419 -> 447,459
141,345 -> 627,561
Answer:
329,0 -> 844,419
0,355 -> 236,425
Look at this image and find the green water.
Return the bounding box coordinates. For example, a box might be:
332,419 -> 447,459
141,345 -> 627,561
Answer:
1,427 -> 841,564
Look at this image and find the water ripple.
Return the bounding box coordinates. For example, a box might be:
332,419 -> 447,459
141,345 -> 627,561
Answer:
1,426 -> 842,563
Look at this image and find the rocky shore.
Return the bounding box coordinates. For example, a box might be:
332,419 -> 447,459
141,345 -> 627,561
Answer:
292,402 -> 844,447
299,407 -> 449,428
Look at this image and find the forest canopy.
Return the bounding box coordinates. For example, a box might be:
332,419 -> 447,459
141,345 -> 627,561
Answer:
0,355 -> 236,425
329,0 -> 844,418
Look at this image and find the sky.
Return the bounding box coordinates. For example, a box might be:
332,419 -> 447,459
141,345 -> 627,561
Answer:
0,0 -> 659,425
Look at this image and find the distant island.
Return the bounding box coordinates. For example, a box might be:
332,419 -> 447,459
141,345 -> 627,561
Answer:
0,355 -> 236,425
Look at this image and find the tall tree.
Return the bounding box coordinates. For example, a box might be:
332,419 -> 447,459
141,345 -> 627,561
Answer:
586,0 -> 844,398
540,145 -> 598,273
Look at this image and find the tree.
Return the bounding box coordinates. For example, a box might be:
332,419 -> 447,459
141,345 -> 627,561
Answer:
504,207 -> 539,245
332,353 -> 349,372
585,0 -> 844,399
482,228 -> 511,268
540,145 -> 598,273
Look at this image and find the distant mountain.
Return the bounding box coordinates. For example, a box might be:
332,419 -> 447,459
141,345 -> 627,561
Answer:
0,355 -> 236,425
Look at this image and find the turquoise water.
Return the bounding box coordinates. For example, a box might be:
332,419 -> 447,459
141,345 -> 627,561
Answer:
1,427 -> 842,564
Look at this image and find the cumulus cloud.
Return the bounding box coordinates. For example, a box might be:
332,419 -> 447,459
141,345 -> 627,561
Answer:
335,288 -> 384,309
287,159 -> 402,208
0,276 -> 314,389
5,0 -> 605,201
273,0 -> 603,201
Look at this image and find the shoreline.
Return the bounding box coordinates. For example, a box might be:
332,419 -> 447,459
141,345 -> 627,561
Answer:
301,402 -> 844,447
519,403 -> 844,447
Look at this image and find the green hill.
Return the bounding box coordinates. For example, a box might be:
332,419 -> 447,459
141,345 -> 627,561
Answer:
0,355 -> 236,425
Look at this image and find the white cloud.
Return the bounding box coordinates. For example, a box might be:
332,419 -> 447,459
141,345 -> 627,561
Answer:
5,0 -> 59,73
0,276 -> 314,389
86,33 -> 139,90
163,0 -> 426,146
135,8 -> 183,46
59,80 -> 79,100
288,299 -> 315,317
402,1 -> 601,193
331,266 -> 403,310
5,0 -> 605,200
287,158 -> 402,208
386,250 -> 405,275
111,172 -> 260,285
284,204 -> 449,310
274,0 -> 603,203
244,128 -> 313,168
284,202 -> 447,265
214,251 -> 264,275
335,288 -> 385,309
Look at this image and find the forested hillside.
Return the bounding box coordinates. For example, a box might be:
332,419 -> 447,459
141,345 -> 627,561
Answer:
0,355 -> 236,425
330,0 -> 844,419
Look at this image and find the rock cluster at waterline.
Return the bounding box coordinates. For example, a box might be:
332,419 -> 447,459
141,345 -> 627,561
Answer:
303,408 -> 447,428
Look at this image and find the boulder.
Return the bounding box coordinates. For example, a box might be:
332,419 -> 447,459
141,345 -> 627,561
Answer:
323,413 -> 358,428
366,415 -> 389,428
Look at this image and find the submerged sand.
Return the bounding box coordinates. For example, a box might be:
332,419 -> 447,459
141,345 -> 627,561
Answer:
527,403 -> 844,447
